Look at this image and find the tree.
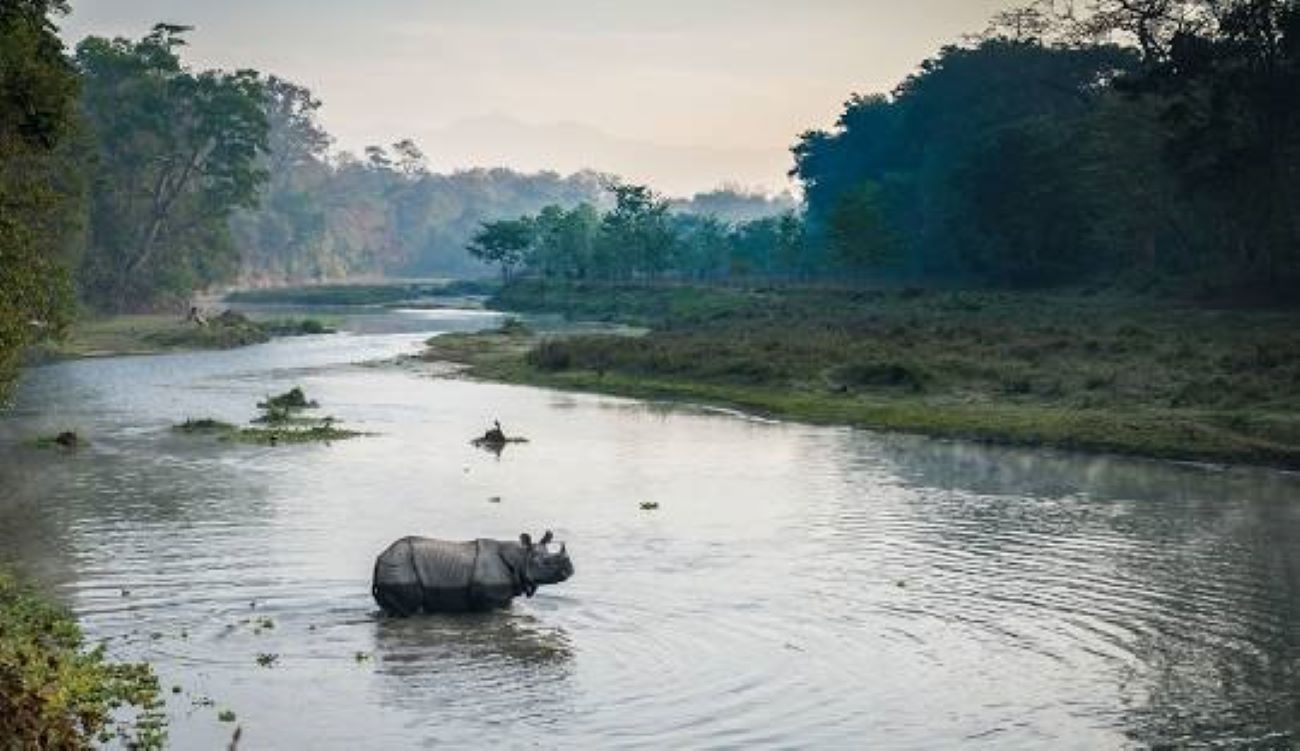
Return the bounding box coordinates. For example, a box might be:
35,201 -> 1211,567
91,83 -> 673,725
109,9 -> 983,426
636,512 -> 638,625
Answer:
596,183 -> 675,280
392,138 -> 427,178
467,217 -> 535,281
76,25 -> 268,310
0,0 -> 79,400
827,181 -> 897,275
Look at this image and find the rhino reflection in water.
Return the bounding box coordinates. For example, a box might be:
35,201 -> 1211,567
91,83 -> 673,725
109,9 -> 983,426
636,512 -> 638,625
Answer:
373,531 -> 574,616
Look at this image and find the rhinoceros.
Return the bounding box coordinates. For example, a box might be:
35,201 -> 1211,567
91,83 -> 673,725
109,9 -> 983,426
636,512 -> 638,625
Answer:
372,531 -> 573,615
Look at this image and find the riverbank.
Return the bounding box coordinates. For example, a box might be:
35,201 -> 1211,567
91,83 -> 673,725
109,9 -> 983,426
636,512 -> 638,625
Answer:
30,311 -> 333,361
420,283 -> 1300,469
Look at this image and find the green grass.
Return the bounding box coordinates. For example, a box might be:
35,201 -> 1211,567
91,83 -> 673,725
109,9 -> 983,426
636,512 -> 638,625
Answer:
0,570 -> 165,748
423,282 -> 1300,468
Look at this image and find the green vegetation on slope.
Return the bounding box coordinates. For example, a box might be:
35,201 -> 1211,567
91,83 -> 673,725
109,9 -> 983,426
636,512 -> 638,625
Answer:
423,283 -> 1300,468
0,570 -> 165,748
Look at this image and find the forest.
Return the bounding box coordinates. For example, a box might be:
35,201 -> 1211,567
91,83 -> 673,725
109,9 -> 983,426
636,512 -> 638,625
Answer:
475,1 -> 1299,296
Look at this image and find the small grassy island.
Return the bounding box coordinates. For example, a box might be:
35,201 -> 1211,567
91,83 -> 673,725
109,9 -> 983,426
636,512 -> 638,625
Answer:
422,283 -> 1300,469
175,387 -> 366,444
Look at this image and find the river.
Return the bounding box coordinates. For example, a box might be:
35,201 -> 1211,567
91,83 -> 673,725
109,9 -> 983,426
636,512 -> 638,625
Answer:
1,306 -> 1297,749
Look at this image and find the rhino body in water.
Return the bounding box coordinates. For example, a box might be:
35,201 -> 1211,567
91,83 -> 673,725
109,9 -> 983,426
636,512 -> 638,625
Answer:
372,531 -> 573,615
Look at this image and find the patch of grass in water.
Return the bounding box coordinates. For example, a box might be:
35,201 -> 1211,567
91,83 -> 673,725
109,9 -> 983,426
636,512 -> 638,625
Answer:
257,386 -> 317,411
173,418 -> 237,434
233,424 -> 365,445
174,387 -> 368,445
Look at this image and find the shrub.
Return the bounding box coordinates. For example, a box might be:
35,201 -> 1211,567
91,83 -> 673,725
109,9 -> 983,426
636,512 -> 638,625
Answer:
0,572 -> 165,748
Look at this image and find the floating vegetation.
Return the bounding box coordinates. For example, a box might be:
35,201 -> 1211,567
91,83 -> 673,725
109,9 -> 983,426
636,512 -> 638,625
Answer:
257,386 -> 318,411
235,424 -> 364,445
640,501 -> 660,511
174,387 -> 367,445
173,418 -> 237,434
255,653 -> 279,668
354,651 -> 371,663
252,616 -> 275,634
218,709 -> 236,722
29,430 -> 85,450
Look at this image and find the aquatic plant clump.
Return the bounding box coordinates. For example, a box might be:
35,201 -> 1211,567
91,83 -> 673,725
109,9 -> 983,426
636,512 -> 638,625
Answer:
173,418 -> 237,434
257,386 -> 318,411
174,387 -> 367,445
29,431 -> 86,449
0,571 -> 166,748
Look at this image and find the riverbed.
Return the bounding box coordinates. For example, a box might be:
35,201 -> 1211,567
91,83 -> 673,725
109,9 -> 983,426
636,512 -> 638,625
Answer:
1,306 -> 1297,748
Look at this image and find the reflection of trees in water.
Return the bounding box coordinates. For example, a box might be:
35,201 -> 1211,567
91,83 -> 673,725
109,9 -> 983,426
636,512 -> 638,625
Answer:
823,431 -> 1300,746
877,435 -> 1300,505
371,611 -> 575,727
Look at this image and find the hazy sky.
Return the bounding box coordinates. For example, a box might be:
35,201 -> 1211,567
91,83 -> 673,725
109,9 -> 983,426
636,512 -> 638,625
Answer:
59,1 -> 1011,196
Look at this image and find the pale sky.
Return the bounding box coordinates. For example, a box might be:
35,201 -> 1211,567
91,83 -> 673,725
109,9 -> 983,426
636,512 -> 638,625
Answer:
59,1 -> 1011,196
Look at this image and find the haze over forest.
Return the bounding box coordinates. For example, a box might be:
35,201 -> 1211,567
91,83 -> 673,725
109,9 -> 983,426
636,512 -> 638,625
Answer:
58,0 -> 1012,195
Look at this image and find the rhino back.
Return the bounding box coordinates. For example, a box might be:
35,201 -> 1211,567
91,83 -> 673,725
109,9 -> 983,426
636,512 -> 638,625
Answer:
373,537 -> 478,613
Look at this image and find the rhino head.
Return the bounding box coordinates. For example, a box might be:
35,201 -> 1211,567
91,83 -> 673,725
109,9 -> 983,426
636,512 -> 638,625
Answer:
517,530 -> 574,597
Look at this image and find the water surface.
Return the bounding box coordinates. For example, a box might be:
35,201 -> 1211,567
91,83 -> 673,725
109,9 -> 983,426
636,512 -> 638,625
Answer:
1,307 -> 1297,748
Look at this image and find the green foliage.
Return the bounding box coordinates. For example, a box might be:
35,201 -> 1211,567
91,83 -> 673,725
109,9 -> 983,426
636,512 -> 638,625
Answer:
75,24 -> 269,311
0,0 -> 79,402
827,181 -> 897,273
173,417 -> 236,433
468,217 -> 535,281
0,570 -> 165,748
791,3 -> 1300,294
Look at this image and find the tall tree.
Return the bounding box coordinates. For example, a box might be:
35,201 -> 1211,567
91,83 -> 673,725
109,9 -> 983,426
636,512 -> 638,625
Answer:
76,24 -> 268,310
0,0 -> 79,401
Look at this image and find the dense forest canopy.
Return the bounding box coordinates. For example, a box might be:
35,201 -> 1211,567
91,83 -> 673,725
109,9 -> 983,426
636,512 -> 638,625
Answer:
791,0 -> 1300,293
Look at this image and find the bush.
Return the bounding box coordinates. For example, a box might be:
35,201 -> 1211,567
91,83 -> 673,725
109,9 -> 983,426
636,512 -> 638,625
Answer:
831,360 -> 929,392
0,572 -> 165,748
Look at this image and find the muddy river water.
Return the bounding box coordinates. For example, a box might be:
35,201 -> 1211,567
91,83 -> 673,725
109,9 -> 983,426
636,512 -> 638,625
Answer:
1,307 -> 1297,748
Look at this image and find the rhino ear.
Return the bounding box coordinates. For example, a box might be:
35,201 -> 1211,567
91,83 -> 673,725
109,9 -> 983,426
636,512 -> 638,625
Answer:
540,530 -> 553,546
520,533 -> 532,548
559,542 -> 566,555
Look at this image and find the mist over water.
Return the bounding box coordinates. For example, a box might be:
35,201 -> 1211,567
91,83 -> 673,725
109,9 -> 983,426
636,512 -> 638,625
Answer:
1,308 -> 1297,748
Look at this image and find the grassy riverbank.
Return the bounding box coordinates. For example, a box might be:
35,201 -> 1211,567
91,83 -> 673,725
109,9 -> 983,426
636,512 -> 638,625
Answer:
0,569 -> 164,747
31,311 -> 334,361
422,282 -> 1300,468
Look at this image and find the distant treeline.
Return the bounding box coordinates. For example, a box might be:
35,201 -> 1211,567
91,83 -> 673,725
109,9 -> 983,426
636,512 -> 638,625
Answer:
477,0 -> 1300,298
467,185 -> 808,282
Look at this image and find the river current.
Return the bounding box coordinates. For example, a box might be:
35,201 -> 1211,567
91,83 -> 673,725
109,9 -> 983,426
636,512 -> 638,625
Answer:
1,307 -> 1297,748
